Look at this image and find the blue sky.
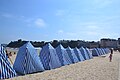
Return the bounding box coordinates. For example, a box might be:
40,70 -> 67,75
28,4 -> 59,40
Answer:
0,0 -> 120,44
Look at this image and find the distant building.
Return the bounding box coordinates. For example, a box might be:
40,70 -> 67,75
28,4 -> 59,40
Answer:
89,41 -> 100,48
117,38 -> 120,48
100,38 -> 118,48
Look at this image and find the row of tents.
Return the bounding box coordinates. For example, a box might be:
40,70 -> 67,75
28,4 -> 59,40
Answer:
0,42 -> 110,79
92,48 -> 110,56
14,42 -> 93,74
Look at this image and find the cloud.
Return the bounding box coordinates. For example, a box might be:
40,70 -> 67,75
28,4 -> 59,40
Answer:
86,31 -> 99,36
55,10 -> 70,17
1,13 -> 47,28
55,10 -> 65,16
56,30 -> 78,39
87,25 -> 99,30
92,0 -> 113,8
24,18 -> 34,23
57,30 -> 76,36
2,13 -> 14,18
34,18 -> 46,28
66,32 -> 76,36
99,32 -> 119,39
58,30 -> 64,34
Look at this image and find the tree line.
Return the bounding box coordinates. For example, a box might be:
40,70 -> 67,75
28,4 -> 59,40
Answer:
7,39 -> 99,48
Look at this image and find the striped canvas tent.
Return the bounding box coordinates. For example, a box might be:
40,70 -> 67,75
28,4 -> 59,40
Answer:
0,45 -> 7,59
79,47 -> 90,60
85,48 -> 93,59
73,47 -> 85,61
92,48 -> 101,56
97,48 -> 103,55
13,42 -> 44,75
39,43 -> 61,70
101,48 -> 106,55
0,45 -> 16,79
104,48 -> 110,54
55,44 -> 72,66
66,47 -> 79,63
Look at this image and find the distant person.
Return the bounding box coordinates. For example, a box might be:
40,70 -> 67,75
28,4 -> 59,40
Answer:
14,52 -> 16,54
5,50 -> 9,58
118,48 -> 120,53
9,52 -> 12,56
109,48 -> 113,62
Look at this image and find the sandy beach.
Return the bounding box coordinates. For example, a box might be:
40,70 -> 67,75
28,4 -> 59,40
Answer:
6,51 -> 120,80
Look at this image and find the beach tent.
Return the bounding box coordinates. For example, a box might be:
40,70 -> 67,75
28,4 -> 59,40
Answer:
0,45 -> 16,79
66,47 -> 79,63
0,45 -> 7,59
99,48 -> 104,55
101,48 -> 106,55
13,42 -> 44,75
92,48 -> 100,56
85,48 -> 93,59
79,47 -> 90,60
103,48 -> 107,54
100,48 -> 109,55
96,48 -> 101,55
104,48 -> 110,54
97,48 -> 104,55
39,43 -> 61,70
55,44 -> 72,66
107,48 -> 110,53
73,47 -> 85,61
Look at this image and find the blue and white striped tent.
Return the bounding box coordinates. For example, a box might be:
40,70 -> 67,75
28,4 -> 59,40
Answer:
0,45 -> 16,79
101,48 -> 106,54
39,43 -> 61,70
101,48 -> 106,55
92,48 -> 109,56
85,48 -> 93,59
92,48 -> 100,56
97,48 -> 103,55
104,48 -> 110,54
73,47 -> 85,61
66,47 -> 79,63
103,48 -> 108,54
13,42 -> 44,75
0,45 -> 8,60
79,47 -> 90,60
55,44 -> 72,66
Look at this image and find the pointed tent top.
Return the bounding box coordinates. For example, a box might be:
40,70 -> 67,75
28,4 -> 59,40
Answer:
80,46 -> 87,49
66,46 -> 72,50
80,46 -> 84,49
19,41 -> 34,49
74,47 -> 79,50
80,47 -> 86,50
43,43 -> 54,49
0,44 -> 4,51
22,41 -> 31,47
0,45 -> 7,58
56,44 -> 65,50
0,45 -> 2,51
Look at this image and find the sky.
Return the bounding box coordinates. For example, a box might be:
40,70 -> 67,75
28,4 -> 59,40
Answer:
0,0 -> 120,44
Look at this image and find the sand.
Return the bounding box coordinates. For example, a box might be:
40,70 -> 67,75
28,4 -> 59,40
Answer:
6,51 -> 120,80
